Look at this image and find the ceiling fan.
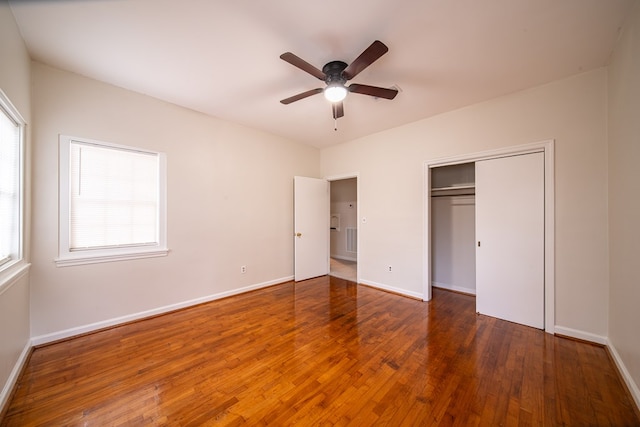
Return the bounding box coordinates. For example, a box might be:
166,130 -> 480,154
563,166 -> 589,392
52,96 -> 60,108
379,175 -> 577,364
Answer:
279,40 -> 398,122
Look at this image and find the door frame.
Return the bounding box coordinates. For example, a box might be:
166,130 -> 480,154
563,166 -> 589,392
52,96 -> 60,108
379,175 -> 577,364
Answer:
325,172 -> 360,284
424,140 -> 555,334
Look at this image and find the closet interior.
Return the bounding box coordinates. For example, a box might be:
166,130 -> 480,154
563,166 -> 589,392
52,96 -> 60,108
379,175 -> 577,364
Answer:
430,162 -> 477,295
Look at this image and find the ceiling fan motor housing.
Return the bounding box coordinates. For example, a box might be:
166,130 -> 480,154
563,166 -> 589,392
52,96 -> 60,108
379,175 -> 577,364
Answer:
323,61 -> 348,85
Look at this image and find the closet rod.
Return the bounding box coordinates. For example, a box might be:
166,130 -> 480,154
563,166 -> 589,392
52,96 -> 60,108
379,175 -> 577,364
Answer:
431,193 -> 475,198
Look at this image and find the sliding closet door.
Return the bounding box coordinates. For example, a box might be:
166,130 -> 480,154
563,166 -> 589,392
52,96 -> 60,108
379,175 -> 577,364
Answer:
475,152 -> 544,329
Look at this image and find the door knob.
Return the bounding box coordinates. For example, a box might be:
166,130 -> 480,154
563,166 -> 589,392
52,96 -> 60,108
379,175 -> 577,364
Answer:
296,233 -> 302,237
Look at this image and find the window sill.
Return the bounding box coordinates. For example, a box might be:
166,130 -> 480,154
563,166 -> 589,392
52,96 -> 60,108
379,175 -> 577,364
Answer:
0,262 -> 31,296
55,248 -> 169,267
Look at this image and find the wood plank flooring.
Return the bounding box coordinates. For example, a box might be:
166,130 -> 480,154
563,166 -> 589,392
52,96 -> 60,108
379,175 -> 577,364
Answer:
330,257 -> 356,282
2,276 -> 639,426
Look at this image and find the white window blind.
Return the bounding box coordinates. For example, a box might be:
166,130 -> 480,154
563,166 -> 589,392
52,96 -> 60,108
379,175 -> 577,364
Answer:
69,141 -> 159,250
57,135 -> 167,267
0,101 -> 21,268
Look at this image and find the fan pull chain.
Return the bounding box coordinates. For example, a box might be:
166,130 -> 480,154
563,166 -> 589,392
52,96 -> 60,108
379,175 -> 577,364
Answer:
334,118 -> 338,131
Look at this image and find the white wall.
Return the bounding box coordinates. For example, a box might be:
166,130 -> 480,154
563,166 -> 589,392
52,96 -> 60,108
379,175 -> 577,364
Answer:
0,1 -> 32,410
29,62 -> 320,340
330,178 -> 357,261
321,68 -> 610,336
607,0 -> 640,405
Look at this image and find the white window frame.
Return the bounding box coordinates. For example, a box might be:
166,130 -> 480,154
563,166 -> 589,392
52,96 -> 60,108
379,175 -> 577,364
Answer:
0,89 -> 25,278
56,135 -> 168,267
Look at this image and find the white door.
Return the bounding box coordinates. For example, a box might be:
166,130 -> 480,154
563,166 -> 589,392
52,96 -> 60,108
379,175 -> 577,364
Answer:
475,152 -> 544,329
294,176 -> 329,281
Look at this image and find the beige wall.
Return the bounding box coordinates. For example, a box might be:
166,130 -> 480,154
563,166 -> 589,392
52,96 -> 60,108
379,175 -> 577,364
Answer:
321,69 -> 610,336
608,0 -> 640,404
29,62 -> 319,339
0,1 -> 31,408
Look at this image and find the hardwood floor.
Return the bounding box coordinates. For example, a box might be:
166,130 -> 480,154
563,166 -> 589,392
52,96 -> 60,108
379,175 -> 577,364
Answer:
330,257 -> 356,282
2,276 -> 638,426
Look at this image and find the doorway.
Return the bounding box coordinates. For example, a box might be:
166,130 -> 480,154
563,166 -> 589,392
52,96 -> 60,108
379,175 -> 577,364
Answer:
329,177 -> 358,282
424,141 -> 555,333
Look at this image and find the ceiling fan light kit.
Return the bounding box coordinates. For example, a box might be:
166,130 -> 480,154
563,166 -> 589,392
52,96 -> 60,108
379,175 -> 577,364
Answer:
280,40 -> 398,123
324,84 -> 348,102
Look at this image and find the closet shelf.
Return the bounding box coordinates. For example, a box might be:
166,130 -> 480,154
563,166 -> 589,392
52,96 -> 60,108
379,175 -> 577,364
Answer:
431,184 -> 475,192
431,184 -> 475,197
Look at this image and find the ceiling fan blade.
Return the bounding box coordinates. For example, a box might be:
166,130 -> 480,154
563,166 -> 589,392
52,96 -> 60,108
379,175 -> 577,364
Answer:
342,40 -> 389,80
280,88 -> 323,105
280,52 -> 326,80
332,102 -> 344,119
348,84 -> 398,100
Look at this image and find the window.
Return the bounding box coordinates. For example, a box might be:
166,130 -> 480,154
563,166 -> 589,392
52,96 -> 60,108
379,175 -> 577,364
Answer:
57,135 -> 168,266
0,90 -> 24,274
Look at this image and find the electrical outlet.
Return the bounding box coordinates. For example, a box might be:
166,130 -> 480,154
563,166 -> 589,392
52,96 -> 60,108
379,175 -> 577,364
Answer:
388,265 -> 392,272
240,265 -> 247,274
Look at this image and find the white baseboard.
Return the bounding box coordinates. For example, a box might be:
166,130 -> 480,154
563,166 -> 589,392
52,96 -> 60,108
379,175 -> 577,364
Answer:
553,325 -> 608,345
31,276 -> 293,346
359,279 -> 424,300
606,339 -> 640,411
0,341 -> 31,413
432,281 -> 476,295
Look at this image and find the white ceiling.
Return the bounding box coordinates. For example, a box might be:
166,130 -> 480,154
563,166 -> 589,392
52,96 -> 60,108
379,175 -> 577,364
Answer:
9,0 -> 634,148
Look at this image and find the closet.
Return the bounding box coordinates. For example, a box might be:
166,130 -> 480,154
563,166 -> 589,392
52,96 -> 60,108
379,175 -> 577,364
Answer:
430,152 -> 545,329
